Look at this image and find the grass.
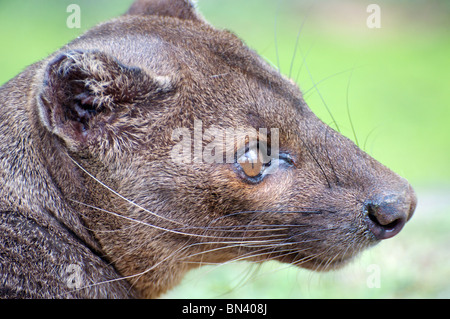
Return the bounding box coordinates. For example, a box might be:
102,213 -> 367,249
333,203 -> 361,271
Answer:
1,0 -> 449,298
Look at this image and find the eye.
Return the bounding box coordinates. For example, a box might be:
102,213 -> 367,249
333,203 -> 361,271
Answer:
235,144 -> 293,183
238,148 -> 264,178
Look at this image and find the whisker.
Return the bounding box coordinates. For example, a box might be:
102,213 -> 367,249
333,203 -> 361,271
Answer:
302,66 -> 364,96
71,199 -> 286,242
297,47 -> 341,132
274,1 -> 281,73
127,242 -> 294,292
298,134 -> 332,188
179,242 -> 272,262
292,226 -> 340,236
64,242 -> 191,297
324,125 -> 340,185
175,224 -> 291,234
363,124 -> 381,153
206,209 -> 324,225
75,206 -> 141,234
210,73 -> 229,78
291,251 -> 326,268
69,236 -> 288,296
182,245 -> 294,267
67,154 -> 186,226
346,65 -> 359,147
180,237 -> 324,266
224,263 -> 263,297
288,12 -> 308,79
179,248 -> 280,289
70,199 -> 189,235
294,40 -> 315,85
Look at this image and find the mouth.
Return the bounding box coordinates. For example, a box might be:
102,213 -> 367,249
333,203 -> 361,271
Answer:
267,228 -> 379,272
273,250 -> 357,272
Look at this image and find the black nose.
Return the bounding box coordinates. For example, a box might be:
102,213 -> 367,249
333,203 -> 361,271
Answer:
365,186 -> 417,240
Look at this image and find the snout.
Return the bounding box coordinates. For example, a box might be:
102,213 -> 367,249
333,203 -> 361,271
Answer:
364,184 -> 417,240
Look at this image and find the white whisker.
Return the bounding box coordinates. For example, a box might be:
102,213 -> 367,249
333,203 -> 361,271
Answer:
67,155 -> 185,226
71,199 -> 290,242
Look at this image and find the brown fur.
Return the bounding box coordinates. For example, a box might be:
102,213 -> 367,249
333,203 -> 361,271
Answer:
0,0 -> 416,298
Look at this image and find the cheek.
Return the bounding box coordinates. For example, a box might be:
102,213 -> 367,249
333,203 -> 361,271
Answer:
213,165 -> 294,210
252,172 -> 293,206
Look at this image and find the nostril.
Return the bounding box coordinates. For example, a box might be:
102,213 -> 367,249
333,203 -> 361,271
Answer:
366,203 -> 379,223
383,219 -> 402,230
365,201 -> 407,240
367,204 -> 400,229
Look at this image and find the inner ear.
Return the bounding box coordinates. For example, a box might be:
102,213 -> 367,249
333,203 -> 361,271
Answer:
126,0 -> 201,22
37,50 -> 173,144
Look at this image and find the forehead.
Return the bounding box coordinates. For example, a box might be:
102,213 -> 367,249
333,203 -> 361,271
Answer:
71,15 -> 307,138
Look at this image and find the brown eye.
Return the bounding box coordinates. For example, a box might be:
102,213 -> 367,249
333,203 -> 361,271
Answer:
237,148 -> 264,178
240,156 -> 263,177
236,145 -> 294,183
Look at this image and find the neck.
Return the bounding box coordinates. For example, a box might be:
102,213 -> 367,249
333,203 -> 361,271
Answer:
0,64 -> 100,251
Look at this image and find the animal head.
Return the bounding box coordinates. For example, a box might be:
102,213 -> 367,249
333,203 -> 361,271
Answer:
34,0 -> 416,297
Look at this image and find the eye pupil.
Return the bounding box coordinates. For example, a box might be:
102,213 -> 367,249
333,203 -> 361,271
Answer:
240,157 -> 263,177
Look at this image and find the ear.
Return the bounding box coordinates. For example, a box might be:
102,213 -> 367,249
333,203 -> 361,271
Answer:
126,0 -> 201,21
37,50 -> 172,146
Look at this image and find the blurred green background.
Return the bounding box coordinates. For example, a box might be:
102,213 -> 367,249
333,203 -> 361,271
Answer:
1,0 -> 448,298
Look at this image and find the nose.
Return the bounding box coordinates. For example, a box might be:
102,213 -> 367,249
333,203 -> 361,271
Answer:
365,185 -> 417,240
